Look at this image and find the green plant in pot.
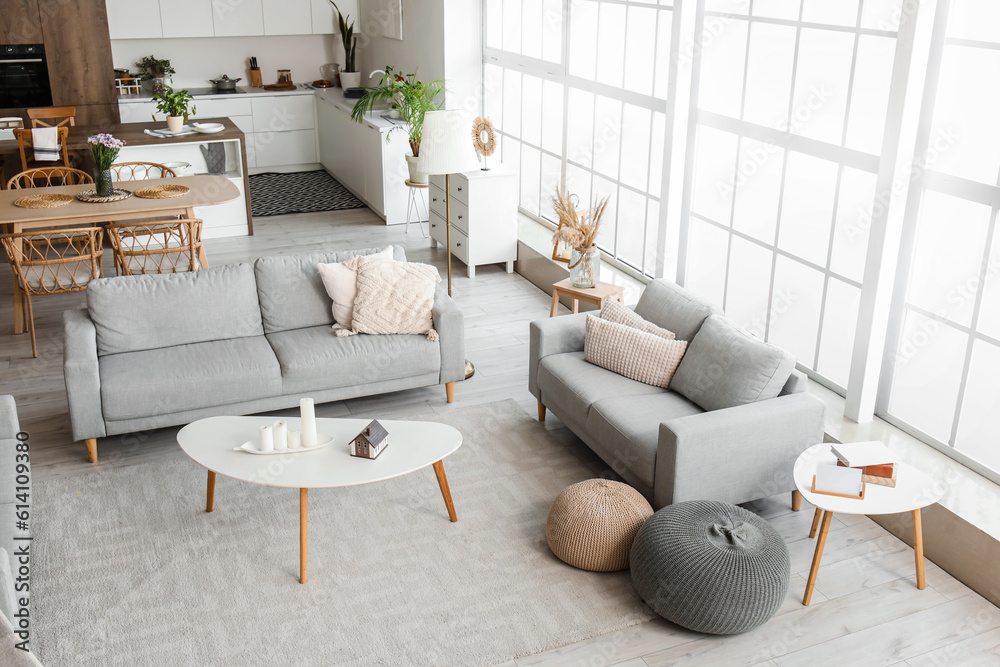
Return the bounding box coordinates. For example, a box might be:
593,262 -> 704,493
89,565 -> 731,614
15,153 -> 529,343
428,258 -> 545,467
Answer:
351,66 -> 444,183
329,1 -> 359,88
134,55 -> 175,95
153,85 -> 195,133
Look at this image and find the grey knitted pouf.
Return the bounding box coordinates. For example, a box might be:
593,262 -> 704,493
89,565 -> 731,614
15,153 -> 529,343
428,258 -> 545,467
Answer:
630,500 -> 790,635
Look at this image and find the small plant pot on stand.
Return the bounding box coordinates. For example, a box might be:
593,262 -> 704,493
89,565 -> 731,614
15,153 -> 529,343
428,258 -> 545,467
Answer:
166,116 -> 184,133
405,154 -> 428,185
340,71 -> 361,89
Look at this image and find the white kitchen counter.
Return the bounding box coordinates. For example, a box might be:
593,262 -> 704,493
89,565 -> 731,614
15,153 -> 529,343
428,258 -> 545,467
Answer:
313,88 -> 404,133
117,85 -> 317,102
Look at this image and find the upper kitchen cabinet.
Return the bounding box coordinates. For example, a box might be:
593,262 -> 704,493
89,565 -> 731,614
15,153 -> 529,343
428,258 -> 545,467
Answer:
213,0 -> 264,36
161,0 -> 214,38
0,0 -> 43,43
106,0 -> 162,39
311,0 -> 354,34
263,0 -> 311,35
45,0 -> 118,108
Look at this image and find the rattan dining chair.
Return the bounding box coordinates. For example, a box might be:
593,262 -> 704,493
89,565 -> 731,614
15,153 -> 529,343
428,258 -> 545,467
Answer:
107,218 -> 203,276
7,166 -> 93,189
0,227 -> 104,358
110,162 -> 178,181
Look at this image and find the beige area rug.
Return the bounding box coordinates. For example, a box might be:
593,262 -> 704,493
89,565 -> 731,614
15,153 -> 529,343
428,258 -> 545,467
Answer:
31,400 -> 655,666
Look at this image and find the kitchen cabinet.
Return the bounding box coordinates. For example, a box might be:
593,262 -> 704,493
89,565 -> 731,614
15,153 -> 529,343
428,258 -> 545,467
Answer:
316,91 -> 414,223
212,0 -> 264,37
263,0 -> 312,35
160,0 -> 214,38
251,94 -> 314,133
0,0 -> 43,43
254,129 -> 317,167
429,167 -> 518,277
106,0 -> 162,38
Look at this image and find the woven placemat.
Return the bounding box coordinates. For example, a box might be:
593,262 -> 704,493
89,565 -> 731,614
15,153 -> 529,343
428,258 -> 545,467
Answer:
13,193 -> 74,209
76,189 -> 133,203
134,184 -> 191,199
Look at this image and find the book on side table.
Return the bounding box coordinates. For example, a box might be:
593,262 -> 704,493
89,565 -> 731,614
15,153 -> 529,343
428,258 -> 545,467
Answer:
831,440 -> 899,488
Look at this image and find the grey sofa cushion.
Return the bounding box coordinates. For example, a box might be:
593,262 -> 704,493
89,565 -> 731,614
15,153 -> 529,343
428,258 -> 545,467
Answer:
671,315 -> 796,411
587,393 -> 704,488
99,337 -> 282,421
266,325 -> 440,395
537,352 -> 665,427
254,246 -> 407,334
633,279 -> 722,342
87,263 -> 264,356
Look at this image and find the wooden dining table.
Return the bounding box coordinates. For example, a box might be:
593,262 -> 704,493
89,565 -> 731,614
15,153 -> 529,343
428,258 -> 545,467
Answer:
0,174 -> 240,334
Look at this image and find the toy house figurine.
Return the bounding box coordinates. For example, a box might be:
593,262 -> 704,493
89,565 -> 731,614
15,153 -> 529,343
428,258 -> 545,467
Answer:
351,420 -> 389,459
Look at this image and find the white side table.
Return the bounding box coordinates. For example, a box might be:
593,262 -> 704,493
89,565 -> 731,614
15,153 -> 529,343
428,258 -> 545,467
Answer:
793,444 -> 943,605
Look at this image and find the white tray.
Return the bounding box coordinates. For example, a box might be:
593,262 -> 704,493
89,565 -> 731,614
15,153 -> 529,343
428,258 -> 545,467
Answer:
234,433 -> 333,455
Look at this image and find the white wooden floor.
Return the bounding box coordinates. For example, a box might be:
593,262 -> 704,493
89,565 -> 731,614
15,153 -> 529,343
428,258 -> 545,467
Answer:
1,207 -> 998,666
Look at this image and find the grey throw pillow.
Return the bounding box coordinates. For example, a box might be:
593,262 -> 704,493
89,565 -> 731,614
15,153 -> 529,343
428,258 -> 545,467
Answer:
670,315 -> 795,411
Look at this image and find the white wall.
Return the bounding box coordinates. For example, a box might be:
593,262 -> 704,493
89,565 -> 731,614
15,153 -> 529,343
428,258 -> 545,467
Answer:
356,0 -> 481,121
111,35 -> 337,89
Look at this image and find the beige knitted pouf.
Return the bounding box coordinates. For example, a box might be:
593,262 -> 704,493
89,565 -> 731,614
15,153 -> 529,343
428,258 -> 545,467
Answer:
546,479 -> 654,572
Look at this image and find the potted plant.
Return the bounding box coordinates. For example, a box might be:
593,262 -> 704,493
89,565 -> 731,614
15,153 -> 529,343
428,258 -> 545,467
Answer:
351,66 -> 444,183
152,85 -> 195,133
88,133 -> 125,197
329,1 -> 359,88
134,55 -> 175,95
551,187 -> 610,288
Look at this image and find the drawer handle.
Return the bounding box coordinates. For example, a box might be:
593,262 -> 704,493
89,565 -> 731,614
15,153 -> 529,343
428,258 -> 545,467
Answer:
457,215 -> 463,219
456,242 -> 462,247
432,198 -> 438,202
431,223 -> 437,228
457,187 -> 463,191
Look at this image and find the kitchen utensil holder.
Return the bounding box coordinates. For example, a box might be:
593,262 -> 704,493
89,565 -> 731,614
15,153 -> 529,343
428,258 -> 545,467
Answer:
249,68 -> 263,88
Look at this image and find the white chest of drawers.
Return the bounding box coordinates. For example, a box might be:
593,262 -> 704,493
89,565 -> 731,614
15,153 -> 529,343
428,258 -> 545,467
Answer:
428,166 -> 518,278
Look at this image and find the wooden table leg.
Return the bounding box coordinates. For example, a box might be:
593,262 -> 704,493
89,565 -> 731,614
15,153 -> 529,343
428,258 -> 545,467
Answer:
300,488 -> 308,584
432,460 -> 457,522
809,507 -> 822,538
571,299 -> 579,314
206,471 -> 216,512
913,508 -> 925,590
549,289 -> 560,317
803,510 -> 833,605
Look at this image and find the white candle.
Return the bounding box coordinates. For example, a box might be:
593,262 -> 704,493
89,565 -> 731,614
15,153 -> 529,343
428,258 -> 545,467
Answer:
300,398 -> 317,447
273,420 -> 288,451
259,425 -> 274,452
288,430 -> 302,449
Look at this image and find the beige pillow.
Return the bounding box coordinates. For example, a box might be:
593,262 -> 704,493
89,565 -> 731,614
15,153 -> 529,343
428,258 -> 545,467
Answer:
317,246 -> 393,328
584,315 -> 688,389
601,297 -> 675,339
337,255 -> 441,340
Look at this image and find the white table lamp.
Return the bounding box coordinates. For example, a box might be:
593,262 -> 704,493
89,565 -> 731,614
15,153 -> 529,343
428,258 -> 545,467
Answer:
416,110 -> 480,297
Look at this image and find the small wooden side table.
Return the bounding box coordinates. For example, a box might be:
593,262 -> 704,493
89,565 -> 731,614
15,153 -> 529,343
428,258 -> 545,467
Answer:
550,277 -> 626,317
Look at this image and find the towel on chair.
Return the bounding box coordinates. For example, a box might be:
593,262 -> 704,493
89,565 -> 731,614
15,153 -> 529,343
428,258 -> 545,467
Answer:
31,127 -> 60,162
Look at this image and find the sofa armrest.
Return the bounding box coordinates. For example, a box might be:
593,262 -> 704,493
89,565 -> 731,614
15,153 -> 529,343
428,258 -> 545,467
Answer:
432,285 -> 466,384
63,309 -> 106,441
0,396 -> 18,441
653,392 -> 825,509
529,312 -> 588,400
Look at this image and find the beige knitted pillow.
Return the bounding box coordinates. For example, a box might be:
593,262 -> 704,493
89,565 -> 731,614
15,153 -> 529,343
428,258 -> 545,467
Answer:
600,296 -> 675,339
337,255 -> 441,340
584,315 -> 688,388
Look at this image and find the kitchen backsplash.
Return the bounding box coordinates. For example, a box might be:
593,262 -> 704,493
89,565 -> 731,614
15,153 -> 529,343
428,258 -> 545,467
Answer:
111,35 -> 338,90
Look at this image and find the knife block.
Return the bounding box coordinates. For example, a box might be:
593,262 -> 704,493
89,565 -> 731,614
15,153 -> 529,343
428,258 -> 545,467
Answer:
248,68 -> 263,88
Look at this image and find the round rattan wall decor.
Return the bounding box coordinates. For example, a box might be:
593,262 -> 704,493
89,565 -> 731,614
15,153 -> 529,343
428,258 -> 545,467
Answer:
13,193 -> 74,209
471,116 -> 497,157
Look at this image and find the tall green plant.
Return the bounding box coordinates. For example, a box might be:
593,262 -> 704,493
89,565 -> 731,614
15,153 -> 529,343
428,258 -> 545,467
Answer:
152,86 -> 195,120
329,1 -> 357,72
351,66 -> 444,156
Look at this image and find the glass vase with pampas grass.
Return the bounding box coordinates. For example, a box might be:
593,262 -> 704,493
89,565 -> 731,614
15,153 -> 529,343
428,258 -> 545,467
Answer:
551,187 -> 610,288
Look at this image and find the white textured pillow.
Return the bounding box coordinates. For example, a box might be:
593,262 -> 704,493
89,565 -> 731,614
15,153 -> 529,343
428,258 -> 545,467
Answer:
600,297 -> 676,339
584,315 -> 688,388
317,246 -> 393,328
338,255 -> 441,340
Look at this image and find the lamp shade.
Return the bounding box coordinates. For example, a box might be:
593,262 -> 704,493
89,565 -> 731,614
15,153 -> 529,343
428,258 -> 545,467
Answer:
416,110 -> 480,176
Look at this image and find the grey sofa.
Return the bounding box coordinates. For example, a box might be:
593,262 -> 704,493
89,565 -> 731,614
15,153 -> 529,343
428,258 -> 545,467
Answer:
63,246 -> 465,463
530,279 -> 825,510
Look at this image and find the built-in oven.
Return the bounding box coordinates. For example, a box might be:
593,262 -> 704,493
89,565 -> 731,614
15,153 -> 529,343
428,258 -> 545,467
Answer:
0,44 -> 53,108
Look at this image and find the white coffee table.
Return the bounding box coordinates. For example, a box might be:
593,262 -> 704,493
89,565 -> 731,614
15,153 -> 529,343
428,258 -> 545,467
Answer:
177,415 -> 463,584
793,443 -> 943,605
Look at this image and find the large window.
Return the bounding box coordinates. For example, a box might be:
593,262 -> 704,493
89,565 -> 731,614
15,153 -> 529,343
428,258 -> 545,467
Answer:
682,1 -> 900,390
483,0 -> 673,277
881,0 -> 1000,475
